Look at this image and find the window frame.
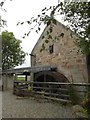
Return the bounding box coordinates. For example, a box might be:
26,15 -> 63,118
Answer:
49,45 -> 54,54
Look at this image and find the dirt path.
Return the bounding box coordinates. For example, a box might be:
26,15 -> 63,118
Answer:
2,90 -> 76,118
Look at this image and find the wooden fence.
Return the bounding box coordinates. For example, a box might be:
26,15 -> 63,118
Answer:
13,81 -> 90,103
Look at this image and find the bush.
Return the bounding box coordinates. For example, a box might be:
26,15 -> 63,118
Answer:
79,85 -> 90,117
68,85 -> 80,105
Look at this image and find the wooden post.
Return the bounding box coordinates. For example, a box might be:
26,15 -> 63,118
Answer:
25,74 -> 27,81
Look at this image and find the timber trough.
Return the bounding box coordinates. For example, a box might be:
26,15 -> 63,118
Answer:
2,65 -> 56,74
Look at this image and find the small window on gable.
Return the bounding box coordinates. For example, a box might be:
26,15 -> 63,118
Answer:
49,45 -> 54,54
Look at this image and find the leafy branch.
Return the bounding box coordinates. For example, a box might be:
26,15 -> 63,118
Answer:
18,1 -> 90,55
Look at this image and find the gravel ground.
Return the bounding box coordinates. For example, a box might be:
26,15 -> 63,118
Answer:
2,90 -> 76,118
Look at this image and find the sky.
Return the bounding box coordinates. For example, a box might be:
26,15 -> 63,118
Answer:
1,0 -> 64,68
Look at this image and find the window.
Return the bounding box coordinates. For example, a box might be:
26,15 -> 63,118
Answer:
49,45 -> 54,54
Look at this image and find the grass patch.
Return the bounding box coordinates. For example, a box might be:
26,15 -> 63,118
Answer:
17,77 -> 25,81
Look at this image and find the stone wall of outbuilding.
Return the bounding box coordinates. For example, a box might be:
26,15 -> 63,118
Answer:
2,75 -> 15,91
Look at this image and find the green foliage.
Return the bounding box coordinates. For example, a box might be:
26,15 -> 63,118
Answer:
83,86 -> 90,115
45,40 -> 49,43
59,33 -> 64,38
2,1 -> 90,55
28,85 -> 33,91
0,17 -> 7,28
40,43 -> 45,52
18,1 -> 90,55
68,85 -> 80,105
62,2 -> 90,55
48,35 -> 52,39
0,0 -> 13,28
2,31 -> 26,70
52,19 -> 57,25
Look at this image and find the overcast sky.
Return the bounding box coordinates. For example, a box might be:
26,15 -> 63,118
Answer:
1,0 -> 64,68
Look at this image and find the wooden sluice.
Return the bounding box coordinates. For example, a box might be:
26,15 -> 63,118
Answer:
2,65 -> 56,74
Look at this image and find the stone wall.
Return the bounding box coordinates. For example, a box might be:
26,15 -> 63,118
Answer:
31,21 -> 88,83
2,75 -> 15,91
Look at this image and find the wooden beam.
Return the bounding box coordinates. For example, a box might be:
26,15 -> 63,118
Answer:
2,65 -> 56,74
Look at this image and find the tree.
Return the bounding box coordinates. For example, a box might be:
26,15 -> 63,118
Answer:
0,1 -> 6,28
18,1 -> 90,55
60,2 -> 90,55
0,0 -> 12,28
1,31 -> 26,70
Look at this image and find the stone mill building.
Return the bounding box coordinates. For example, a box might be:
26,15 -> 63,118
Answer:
2,19 -> 90,91
31,19 -> 89,84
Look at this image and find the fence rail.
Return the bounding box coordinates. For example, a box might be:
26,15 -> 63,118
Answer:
13,80 -> 90,103
14,81 -> 90,86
